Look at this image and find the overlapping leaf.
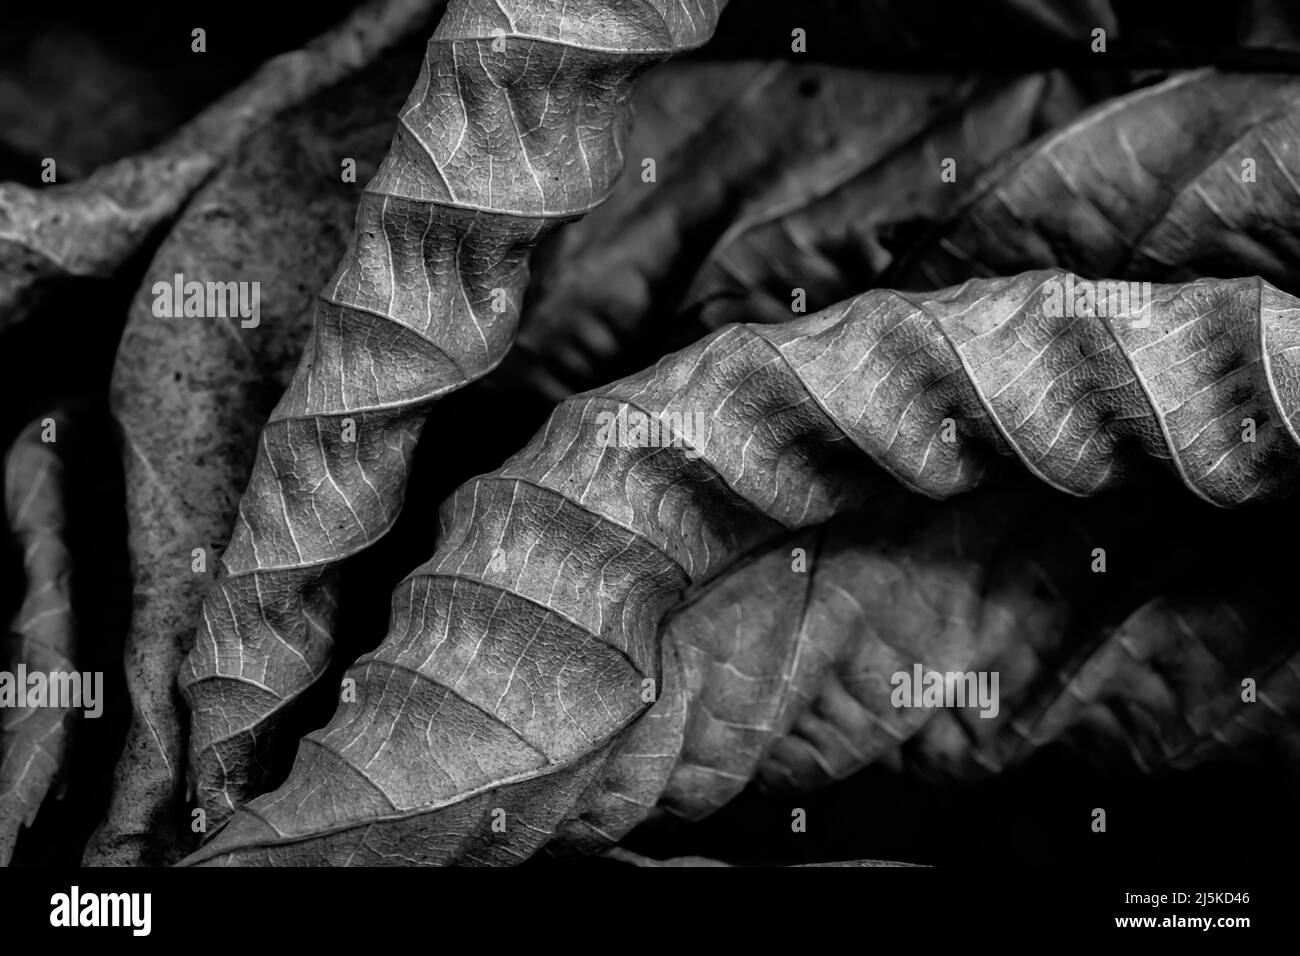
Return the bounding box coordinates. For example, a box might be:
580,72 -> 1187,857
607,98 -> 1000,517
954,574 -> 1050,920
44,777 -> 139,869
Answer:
510,67 -> 1105,399
86,51 -> 424,866
2,0 -> 1295,875
556,463 -> 1299,851
510,61 -> 1300,411
93,49 -> 778,866
184,268 -> 1300,864
657,483 -> 1297,807
512,69 -> 1300,409
179,0 -> 727,829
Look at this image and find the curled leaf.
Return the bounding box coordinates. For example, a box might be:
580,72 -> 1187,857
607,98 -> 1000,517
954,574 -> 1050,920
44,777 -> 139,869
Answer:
85,51 -> 423,867
185,268 -> 1300,865
562,479 -> 1296,849
90,48 -> 743,867
180,0 -> 727,828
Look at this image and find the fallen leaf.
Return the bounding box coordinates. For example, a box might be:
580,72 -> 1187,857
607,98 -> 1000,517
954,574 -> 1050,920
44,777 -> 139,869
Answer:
740,488 -> 1297,794
183,269 -> 1300,865
84,49 -> 425,867
179,0 -> 727,830
90,49 -> 763,867
512,67 -> 1095,399
560,479 -> 1296,850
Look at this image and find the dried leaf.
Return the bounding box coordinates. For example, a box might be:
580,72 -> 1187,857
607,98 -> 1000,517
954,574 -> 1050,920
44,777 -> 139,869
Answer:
511,68 -> 1043,399
1,410 -> 75,864
179,0 -> 727,829
0,0 -> 443,334
658,484 -> 1296,802
510,68 -> 1124,401
84,52 -> 423,867
184,268 -> 1300,865
89,50 -> 749,867
677,72 -> 1097,333
887,70 -> 1300,294
899,594 -> 1300,785
528,58 -> 777,283
514,70 -> 1300,409
558,479 -> 1296,849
